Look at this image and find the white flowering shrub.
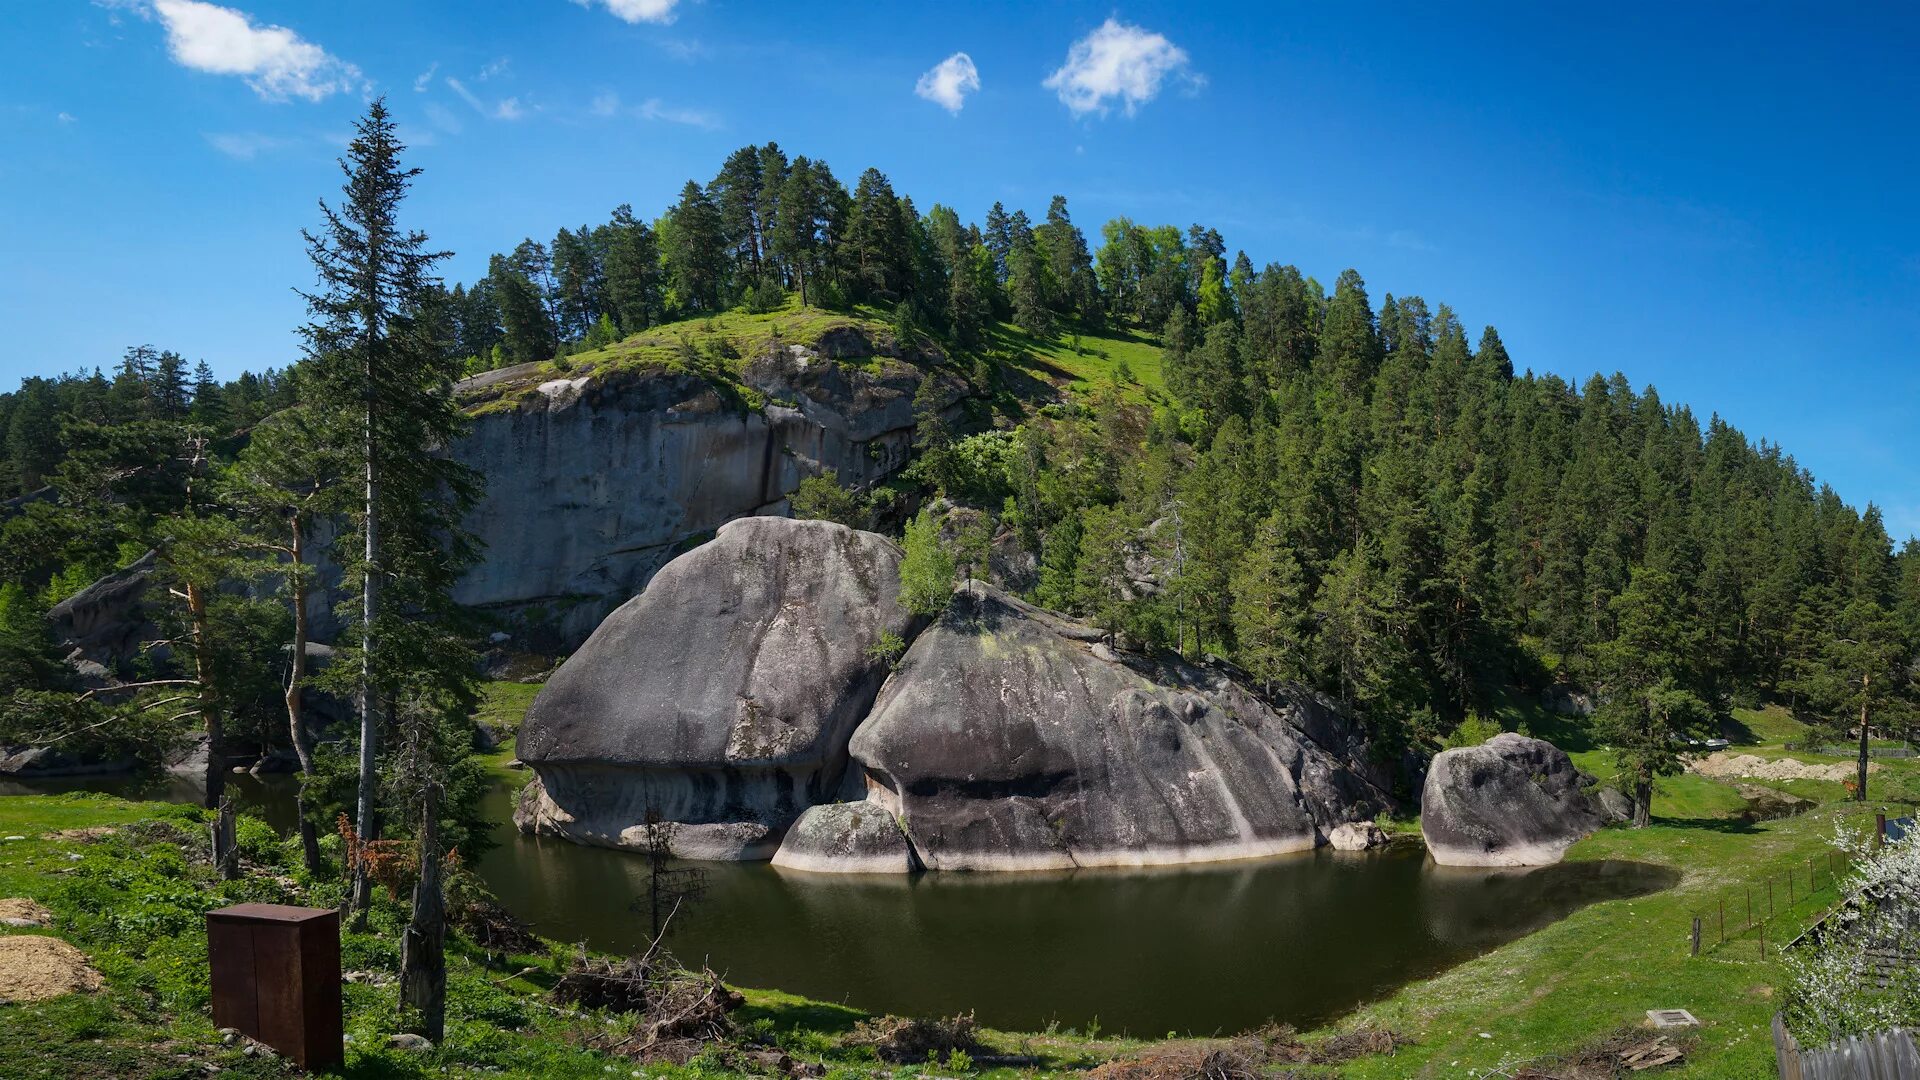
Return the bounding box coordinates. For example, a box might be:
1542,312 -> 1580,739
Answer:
1782,822 -> 1920,1044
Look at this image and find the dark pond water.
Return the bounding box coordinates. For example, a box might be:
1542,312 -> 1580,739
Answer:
6,772 -> 1677,1035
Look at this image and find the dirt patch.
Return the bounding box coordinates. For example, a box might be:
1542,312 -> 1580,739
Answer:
0,898 -> 53,927
1088,1024 -> 1409,1079
1690,752 -> 1878,783
45,826 -> 118,843
0,935 -> 104,1003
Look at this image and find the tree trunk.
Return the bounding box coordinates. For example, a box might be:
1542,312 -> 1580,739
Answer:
286,519 -> 323,873
351,371 -> 381,923
212,793 -> 239,880
1632,773 -> 1654,829
400,786 -> 446,1042
188,581 -> 225,811
1856,672 -> 1871,802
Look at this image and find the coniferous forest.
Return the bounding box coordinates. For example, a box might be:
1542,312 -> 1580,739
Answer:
3,121 -> 1917,837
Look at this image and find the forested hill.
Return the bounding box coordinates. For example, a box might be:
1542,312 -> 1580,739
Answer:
2,139 -> 1916,770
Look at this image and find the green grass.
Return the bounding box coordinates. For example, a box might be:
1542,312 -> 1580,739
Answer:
989,322 -> 1167,404
1319,798 -> 1895,1079
474,680 -> 540,736
460,298 -> 1170,424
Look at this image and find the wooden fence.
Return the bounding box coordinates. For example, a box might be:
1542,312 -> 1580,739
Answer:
1773,1014 -> 1919,1080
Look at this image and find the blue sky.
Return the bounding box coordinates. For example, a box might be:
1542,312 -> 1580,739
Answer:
3,1 -> 1917,538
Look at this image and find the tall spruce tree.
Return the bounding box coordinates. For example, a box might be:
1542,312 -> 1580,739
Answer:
297,102 -> 481,1043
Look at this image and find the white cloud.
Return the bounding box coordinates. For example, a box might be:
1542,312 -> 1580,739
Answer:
145,0 -> 363,102
204,131 -> 289,159
423,101 -> 463,134
412,61 -> 438,92
445,76 -> 526,121
572,0 -> 679,25
914,52 -> 979,114
590,91 -> 720,130
1043,18 -> 1196,117
476,56 -> 510,81
638,96 -> 719,129
58,112 -> 78,124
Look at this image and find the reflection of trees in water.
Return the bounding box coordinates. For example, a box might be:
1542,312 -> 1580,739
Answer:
1419,860 -> 1680,949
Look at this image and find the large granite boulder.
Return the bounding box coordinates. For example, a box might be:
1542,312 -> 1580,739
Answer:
1420,733 -> 1606,866
799,585 -> 1392,872
514,516 -> 920,860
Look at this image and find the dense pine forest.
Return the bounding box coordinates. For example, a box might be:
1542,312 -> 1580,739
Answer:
3,128 -> 1917,828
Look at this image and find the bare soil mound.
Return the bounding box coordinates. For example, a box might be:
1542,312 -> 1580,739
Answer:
0,935 -> 104,1003
1690,752 -> 1880,783
0,898 -> 53,927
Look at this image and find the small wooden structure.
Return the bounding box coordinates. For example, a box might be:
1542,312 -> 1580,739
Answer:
1774,1014 -> 1919,1080
206,903 -> 343,1070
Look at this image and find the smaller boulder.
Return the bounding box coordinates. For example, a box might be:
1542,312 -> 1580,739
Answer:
387,1033 -> 435,1052
1325,821 -> 1390,851
1421,733 -> 1605,866
1594,786 -> 1634,823
771,803 -> 918,874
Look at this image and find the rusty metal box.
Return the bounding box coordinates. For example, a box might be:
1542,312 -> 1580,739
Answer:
206,903 -> 343,1069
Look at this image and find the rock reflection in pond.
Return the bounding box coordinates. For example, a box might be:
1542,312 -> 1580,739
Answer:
3,775 -> 1675,1035
483,784 -> 1673,1035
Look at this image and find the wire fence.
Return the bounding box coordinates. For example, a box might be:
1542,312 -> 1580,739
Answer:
1685,806 -> 1918,962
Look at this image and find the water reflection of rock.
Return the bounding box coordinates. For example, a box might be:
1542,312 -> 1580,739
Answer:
1419,859 -> 1679,948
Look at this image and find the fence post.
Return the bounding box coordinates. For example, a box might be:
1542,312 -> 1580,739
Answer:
1746,886 -> 1752,928
1691,916 -> 1702,957
1759,919 -> 1767,960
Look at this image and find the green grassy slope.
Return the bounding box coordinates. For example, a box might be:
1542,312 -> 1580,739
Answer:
461,299 -> 1165,419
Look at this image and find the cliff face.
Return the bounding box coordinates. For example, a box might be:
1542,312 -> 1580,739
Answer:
447,328 -> 963,649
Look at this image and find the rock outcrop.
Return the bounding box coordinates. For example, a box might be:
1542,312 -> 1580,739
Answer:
514,516 -> 920,860
46,549 -> 159,674
1420,733 -> 1605,866
449,329 -> 968,648
807,586 -> 1393,872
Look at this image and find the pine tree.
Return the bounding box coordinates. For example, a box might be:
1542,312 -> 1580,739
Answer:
297,102 -> 481,1044
846,168 -> 910,303
1591,564 -> 1711,825
663,181 -> 726,312
599,204 -> 662,333
1230,511 -> 1311,693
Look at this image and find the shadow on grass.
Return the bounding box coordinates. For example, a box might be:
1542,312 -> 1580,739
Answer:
1649,815 -> 1762,835
735,996 -> 868,1037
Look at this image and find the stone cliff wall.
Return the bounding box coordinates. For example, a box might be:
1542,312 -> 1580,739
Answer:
447,333 -> 964,649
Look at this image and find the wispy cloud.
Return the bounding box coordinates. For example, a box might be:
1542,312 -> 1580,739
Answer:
590,90 -> 720,130
115,0 -> 363,102
412,61 -> 438,92
1044,18 -> 1199,118
476,56 -> 510,81
446,76 -> 526,120
424,101 -> 464,134
57,112 -> 78,124
204,130 -> 290,159
915,52 -> 979,114
572,0 -> 679,25
659,38 -> 707,61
